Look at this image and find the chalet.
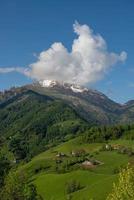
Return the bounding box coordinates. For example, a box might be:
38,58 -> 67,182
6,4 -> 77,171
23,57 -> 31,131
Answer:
56,152 -> 66,157
71,149 -> 86,157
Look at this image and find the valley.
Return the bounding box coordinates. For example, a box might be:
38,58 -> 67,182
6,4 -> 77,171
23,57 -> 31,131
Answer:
0,83 -> 134,200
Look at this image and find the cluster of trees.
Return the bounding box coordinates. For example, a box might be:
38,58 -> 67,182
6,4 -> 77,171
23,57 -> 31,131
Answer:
79,124 -> 134,143
66,180 -> 82,194
0,152 -> 11,187
0,170 -> 43,200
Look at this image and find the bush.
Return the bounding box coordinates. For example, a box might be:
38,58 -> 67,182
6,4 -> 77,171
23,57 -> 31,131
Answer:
0,170 -> 43,200
66,180 -> 82,194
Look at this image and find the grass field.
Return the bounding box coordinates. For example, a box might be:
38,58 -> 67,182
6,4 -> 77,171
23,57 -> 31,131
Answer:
35,170 -> 117,200
22,137 -> 133,200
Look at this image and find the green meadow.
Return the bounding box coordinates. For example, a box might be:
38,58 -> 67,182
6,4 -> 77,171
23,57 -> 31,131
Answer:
21,137 -> 133,200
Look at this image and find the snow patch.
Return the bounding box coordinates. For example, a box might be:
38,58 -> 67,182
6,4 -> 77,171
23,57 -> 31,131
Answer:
39,79 -> 88,93
70,85 -> 88,93
40,80 -> 57,87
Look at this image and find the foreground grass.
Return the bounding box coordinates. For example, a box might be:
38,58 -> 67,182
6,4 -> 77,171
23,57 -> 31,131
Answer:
34,170 -> 117,200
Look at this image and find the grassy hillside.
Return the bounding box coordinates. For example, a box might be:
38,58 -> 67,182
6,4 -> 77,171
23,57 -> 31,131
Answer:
35,170 -> 116,200
20,136 -> 133,200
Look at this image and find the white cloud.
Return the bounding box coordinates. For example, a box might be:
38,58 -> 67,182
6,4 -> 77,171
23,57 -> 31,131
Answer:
0,67 -> 16,73
0,67 -> 30,76
0,21 -> 127,85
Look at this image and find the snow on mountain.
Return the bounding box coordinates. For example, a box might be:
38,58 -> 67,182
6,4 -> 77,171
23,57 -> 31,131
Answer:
39,80 -> 57,87
39,80 -> 89,93
70,85 -> 88,93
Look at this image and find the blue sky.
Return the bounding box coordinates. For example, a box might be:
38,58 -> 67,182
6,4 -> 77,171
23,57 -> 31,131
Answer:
0,0 -> 134,103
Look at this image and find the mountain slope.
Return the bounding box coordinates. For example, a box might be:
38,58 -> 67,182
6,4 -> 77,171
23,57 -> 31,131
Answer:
25,82 -> 116,124
1,81 -> 134,125
26,81 -> 133,124
0,90 -> 87,160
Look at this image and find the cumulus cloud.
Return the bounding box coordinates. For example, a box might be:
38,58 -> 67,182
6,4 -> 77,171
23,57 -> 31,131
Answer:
0,21 -> 127,85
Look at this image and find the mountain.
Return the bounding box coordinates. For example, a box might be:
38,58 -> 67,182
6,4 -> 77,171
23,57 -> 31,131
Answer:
27,80 -> 134,124
0,80 -> 134,161
24,81 -> 118,125
0,89 -> 87,160
0,80 -> 134,125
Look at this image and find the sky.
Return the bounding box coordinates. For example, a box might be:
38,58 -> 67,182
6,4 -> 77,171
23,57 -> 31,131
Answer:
0,0 -> 134,103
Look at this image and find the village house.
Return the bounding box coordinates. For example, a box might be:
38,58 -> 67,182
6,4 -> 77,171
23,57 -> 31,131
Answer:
56,152 -> 66,158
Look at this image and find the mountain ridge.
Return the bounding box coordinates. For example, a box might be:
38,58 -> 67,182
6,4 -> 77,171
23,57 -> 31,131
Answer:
0,81 -> 134,124
0,80 -> 132,106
